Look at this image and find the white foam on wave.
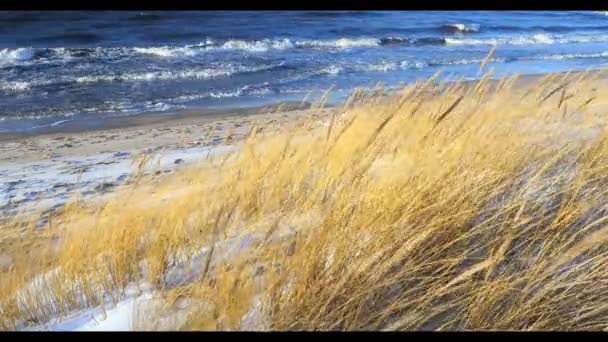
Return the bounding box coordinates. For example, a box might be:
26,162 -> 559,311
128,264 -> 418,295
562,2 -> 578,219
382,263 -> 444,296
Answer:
49,119 -> 73,127
208,89 -> 243,98
0,81 -> 31,92
295,37 -> 381,49
445,33 -> 608,46
75,63 -> 283,84
209,84 -> 272,99
0,47 -> 80,67
356,61 -> 399,72
527,51 -> 608,61
46,47 -> 76,61
439,57 -> 506,66
133,46 -> 197,57
47,40 -> 293,59
399,60 -> 428,69
184,38 -> 294,53
189,37 -> 381,52
218,38 -> 294,52
445,23 -> 480,32
142,101 -> 173,112
353,60 -> 426,72
445,33 -> 555,46
0,33 -> 453,68
320,65 -> 344,75
74,69 -> 230,83
129,36 -> 413,58
0,48 -> 35,65
310,59 -> 427,76
0,111 -> 76,122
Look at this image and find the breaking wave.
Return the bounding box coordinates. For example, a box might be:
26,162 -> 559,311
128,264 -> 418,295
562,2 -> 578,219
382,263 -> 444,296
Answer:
0,48 -> 35,65
294,38 -> 381,49
522,51 -> 608,61
0,81 -> 31,92
132,46 -> 197,57
74,63 -> 285,84
440,23 -> 481,33
6,31 -> 606,67
445,33 -> 608,46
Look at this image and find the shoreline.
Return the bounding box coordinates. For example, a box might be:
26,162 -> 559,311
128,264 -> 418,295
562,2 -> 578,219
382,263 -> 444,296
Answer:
1,68 -> 606,142
0,101 -> 314,142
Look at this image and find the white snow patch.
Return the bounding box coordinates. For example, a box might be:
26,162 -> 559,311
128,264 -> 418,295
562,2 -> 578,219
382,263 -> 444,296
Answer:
24,284 -> 154,331
0,144 -> 234,215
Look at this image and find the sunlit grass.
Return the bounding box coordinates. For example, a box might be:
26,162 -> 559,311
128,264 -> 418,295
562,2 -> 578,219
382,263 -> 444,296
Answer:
1,66 -> 608,330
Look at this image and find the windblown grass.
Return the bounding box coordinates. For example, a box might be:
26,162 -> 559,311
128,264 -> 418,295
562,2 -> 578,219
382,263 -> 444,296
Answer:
2,67 -> 608,330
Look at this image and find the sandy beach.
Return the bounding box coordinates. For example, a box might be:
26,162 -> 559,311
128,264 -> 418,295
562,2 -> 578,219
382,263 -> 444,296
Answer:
0,101 -> 333,216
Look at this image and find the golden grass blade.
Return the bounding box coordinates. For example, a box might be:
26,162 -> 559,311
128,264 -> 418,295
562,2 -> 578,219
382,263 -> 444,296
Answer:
479,47 -> 496,74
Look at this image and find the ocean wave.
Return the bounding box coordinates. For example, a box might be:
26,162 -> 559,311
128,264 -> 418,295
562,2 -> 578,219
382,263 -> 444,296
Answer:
400,60 -> 428,69
426,51 -> 608,66
378,37 -> 411,46
49,119 -> 73,127
4,31 -> 608,69
445,34 -> 555,46
379,36 -> 446,46
142,101 -> 174,112
356,61 -> 398,72
309,60 -> 427,76
524,51 -> 608,61
441,23 -> 480,33
208,89 -> 246,99
74,69 -> 222,83
0,111 -> 76,121
0,81 -> 31,92
294,37 -> 381,49
132,46 -> 197,57
445,33 -> 608,46
191,36 -> 440,52
0,48 -> 35,64
74,63 -> 284,84
0,38 -> 417,68
185,38 -> 294,53
210,36 -> 418,49
192,38 -> 380,52
351,60 -> 427,72
220,38 -> 294,52
430,57 -> 506,66
0,47 -> 123,66
0,46 -> 177,64
0,77 -> 58,92
209,84 -> 273,99
319,65 -> 344,75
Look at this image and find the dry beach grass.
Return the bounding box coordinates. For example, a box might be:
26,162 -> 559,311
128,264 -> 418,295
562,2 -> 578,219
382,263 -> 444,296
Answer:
2,66 -> 608,330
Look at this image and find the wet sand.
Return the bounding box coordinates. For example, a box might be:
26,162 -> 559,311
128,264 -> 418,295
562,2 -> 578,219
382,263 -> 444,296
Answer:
0,102 -> 320,163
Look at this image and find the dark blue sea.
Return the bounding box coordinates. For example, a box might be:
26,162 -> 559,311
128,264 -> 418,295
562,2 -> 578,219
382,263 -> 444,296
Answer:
1,11 -> 608,133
